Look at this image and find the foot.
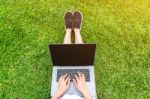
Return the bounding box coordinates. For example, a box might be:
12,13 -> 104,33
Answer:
73,11 -> 83,30
64,12 -> 73,29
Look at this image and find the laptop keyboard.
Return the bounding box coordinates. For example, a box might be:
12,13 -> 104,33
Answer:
57,69 -> 90,82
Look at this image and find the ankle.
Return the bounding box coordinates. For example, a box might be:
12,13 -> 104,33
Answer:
66,29 -> 72,33
74,28 -> 80,33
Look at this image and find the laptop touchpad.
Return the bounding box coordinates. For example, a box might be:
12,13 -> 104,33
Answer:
65,82 -> 83,97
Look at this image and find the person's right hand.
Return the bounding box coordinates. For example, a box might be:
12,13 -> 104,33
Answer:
73,72 -> 92,99
73,72 -> 87,93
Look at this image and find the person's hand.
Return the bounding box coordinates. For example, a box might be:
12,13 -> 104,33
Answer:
73,72 -> 92,99
73,72 -> 87,93
52,74 -> 70,99
57,74 -> 70,94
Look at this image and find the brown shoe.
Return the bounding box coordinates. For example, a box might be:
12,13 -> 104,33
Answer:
73,11 -> 83,29
64,12 -> 73,29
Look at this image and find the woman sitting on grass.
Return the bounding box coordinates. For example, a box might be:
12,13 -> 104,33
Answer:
52,11 -> 92,99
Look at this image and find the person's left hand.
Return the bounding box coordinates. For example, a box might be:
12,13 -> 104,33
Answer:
52,74 -> 70,99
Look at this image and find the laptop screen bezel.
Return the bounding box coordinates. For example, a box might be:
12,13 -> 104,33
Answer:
48,43 -> 96,66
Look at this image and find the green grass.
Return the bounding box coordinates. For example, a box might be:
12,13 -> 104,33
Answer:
1,0 -> 150,98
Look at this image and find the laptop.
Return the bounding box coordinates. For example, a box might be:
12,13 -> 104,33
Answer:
49,44 -> 97,98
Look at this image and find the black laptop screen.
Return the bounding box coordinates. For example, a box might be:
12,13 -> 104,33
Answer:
49,44 -> 96,66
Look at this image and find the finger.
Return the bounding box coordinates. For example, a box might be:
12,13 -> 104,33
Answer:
74,75 -> 79,83
78,72 -> 82,79
77,72 -> 81,79
73,79 -> 77,88
60,75 -> 63,79
80,72 -> 83,77
82,74 -> 86,81
58,76 -> 63,82
81,72 -> 85,79
62,74 -> 68,80
67,78 -> 70,87
65,76 -> 70,82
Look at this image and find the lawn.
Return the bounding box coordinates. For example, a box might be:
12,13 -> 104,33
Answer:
1,0 -> 150,98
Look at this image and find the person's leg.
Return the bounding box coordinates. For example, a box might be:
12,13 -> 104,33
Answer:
63,29 -> 72,44
63,12 -> 73,44
74,28 -> 83,44
73,11 -> 83,44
